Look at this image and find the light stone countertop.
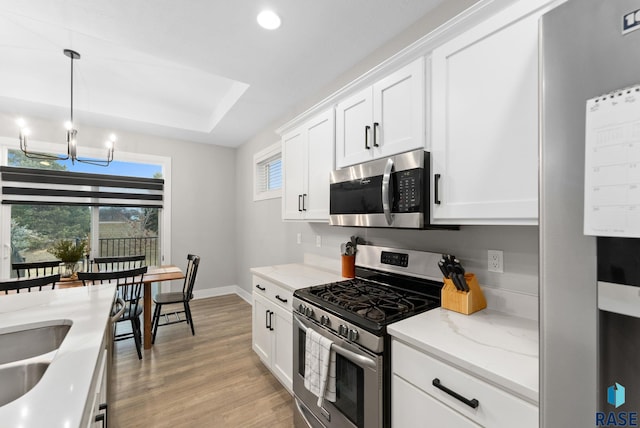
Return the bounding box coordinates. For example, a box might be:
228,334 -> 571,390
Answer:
0,284 -> 116,427
388,308 -> 539,404
250,263 -> 346,292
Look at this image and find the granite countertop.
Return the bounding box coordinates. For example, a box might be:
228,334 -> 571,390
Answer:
0,284 -> 116,427
388,308 -> 539,404
250,263 -> 346,291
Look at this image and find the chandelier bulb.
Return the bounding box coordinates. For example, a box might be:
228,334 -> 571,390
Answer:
64,121 -> 73,131
16,118 -> 26,129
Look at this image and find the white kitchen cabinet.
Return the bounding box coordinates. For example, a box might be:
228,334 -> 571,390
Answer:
84,332 -> 109,427
392,339 -> 538,428
282,108 -> 334,221
430,0 -> 557,225
251,275 -> 293,392
336,57 -> 425,168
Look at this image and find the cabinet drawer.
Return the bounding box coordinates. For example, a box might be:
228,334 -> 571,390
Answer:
252,276 -> 293,311
392,340 -> 538,428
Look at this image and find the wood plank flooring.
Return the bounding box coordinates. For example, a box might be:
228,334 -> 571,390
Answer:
110,294 -> 294,427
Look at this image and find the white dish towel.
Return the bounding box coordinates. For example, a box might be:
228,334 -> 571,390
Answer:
304,328 -> 336,407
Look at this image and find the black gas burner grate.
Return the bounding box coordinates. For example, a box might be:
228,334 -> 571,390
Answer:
307,279 -> 436,324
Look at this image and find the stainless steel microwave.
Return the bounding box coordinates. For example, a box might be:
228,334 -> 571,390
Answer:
329,149 -> 444,229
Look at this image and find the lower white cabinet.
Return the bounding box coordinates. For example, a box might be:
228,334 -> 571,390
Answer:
252,275 -> 293,392
392,339 -> 538,428
84,332 -> 109,427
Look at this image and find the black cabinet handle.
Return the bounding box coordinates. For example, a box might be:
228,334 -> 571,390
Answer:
275,295 -> 288,303
95,403 -> 108,427
265,309 -> 271,330
298,194 -> 303,212
365,125 -> 371,149
268,310 -> 274,331
434,174 -> 442,205
373,122 -> 380,147
432,378 -> 479,409
302,194 -> 307,211
255,284 -> 266,291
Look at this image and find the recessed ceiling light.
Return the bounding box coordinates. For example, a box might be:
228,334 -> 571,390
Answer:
257,10 -> 281,30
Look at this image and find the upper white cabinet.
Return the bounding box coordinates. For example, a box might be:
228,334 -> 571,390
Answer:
282,108 -> 334,221
336,57 -> 425,168
430,0 -> 556,225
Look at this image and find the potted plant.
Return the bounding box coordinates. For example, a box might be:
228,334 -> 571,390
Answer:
48,239 -> 87,278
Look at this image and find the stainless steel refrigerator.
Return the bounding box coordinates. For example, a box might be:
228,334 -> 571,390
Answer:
540,1 -> 640,426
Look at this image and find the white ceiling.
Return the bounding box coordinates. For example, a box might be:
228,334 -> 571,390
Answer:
0,0 -> 445,148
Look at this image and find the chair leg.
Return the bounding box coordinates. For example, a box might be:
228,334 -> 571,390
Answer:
152,303 -> 162,344
131,318 -> 142,360
184,301 -> 195,336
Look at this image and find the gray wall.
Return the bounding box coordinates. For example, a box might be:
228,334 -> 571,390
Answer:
0,113 -> 237,292
235,0 -> 541,302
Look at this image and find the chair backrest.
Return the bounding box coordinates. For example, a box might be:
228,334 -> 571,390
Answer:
12,260 -> 61,278
93,255 -> 146,272
0,274 -> 61,295
182,254 -> 200,300
78,266 -> 147,315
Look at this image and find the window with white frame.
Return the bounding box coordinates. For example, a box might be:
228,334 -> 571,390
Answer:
254,142 -> 282,201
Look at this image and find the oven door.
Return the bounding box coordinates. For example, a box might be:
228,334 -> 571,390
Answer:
293,313 -> 382,428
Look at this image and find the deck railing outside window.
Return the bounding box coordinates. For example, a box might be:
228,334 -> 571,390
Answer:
98,237 -> 159,266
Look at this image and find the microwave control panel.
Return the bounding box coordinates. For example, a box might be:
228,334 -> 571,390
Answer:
396,169 -> 422,212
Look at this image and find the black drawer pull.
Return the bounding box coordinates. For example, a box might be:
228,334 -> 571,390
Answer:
255,284 -> 266,291
275,295 -> 288,303
434,174 -> 442,205
432,378 -> 479,409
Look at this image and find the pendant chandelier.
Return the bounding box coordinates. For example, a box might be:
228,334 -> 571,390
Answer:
17,49 -> 115,166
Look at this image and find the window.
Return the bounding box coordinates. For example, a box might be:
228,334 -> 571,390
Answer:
1,141 -> 170,277
254,142 -> 282,201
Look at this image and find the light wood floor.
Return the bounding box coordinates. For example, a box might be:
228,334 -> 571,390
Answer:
110,294 -> 294,427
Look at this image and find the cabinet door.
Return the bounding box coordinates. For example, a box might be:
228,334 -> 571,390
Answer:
304,109 -> 334,221
282,127 -> 306,220
252,293 -> 271,364
431,1 -> 552,225
373,57 -> 425,158
335,87 -> 373,168
392,375 -> 480,428
270,303 -> 293,392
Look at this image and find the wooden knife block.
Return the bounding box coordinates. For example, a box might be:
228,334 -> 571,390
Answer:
441,273 -> 487,315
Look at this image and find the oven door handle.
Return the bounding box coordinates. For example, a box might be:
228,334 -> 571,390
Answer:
382,157 -> 394,226
295,316 -> 377,370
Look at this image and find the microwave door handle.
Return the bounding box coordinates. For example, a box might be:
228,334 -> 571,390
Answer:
382,158 -> 394,226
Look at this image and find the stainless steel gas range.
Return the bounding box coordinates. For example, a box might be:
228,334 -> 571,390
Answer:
292,245 -> 444,428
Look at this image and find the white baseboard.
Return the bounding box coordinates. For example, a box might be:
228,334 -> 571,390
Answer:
193,285 -> 252,305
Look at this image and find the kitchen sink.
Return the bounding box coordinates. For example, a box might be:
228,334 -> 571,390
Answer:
0,323 -> 71,365
0,362 -> 50,407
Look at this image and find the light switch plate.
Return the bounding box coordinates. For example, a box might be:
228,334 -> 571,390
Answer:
296,233 -> 302,245
488,250 -> 504,273
316,235 -> 322,248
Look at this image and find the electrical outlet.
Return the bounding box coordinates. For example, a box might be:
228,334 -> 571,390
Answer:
296,233 -> 302,245
316,235 -> 322,248
488,250 -> 504,273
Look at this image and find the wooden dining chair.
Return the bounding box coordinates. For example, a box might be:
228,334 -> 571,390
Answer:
93,254 -> 146,272
78,266 -> 148,359
12,260 -> 61,278
0,274 -> 61,294
151,254 -> 200,344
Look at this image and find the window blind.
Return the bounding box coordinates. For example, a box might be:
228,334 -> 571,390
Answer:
257,155 -> 282,193
0,167 -> 163,208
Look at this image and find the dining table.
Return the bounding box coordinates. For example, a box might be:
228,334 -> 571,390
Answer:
58,265 -> 185,349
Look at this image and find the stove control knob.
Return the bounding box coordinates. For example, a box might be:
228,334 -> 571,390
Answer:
298,304 -> 306,314
348,329 -> 359,341
339,325 -> 349,337
305,307 -> 314,318
320,315 -> 331,326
